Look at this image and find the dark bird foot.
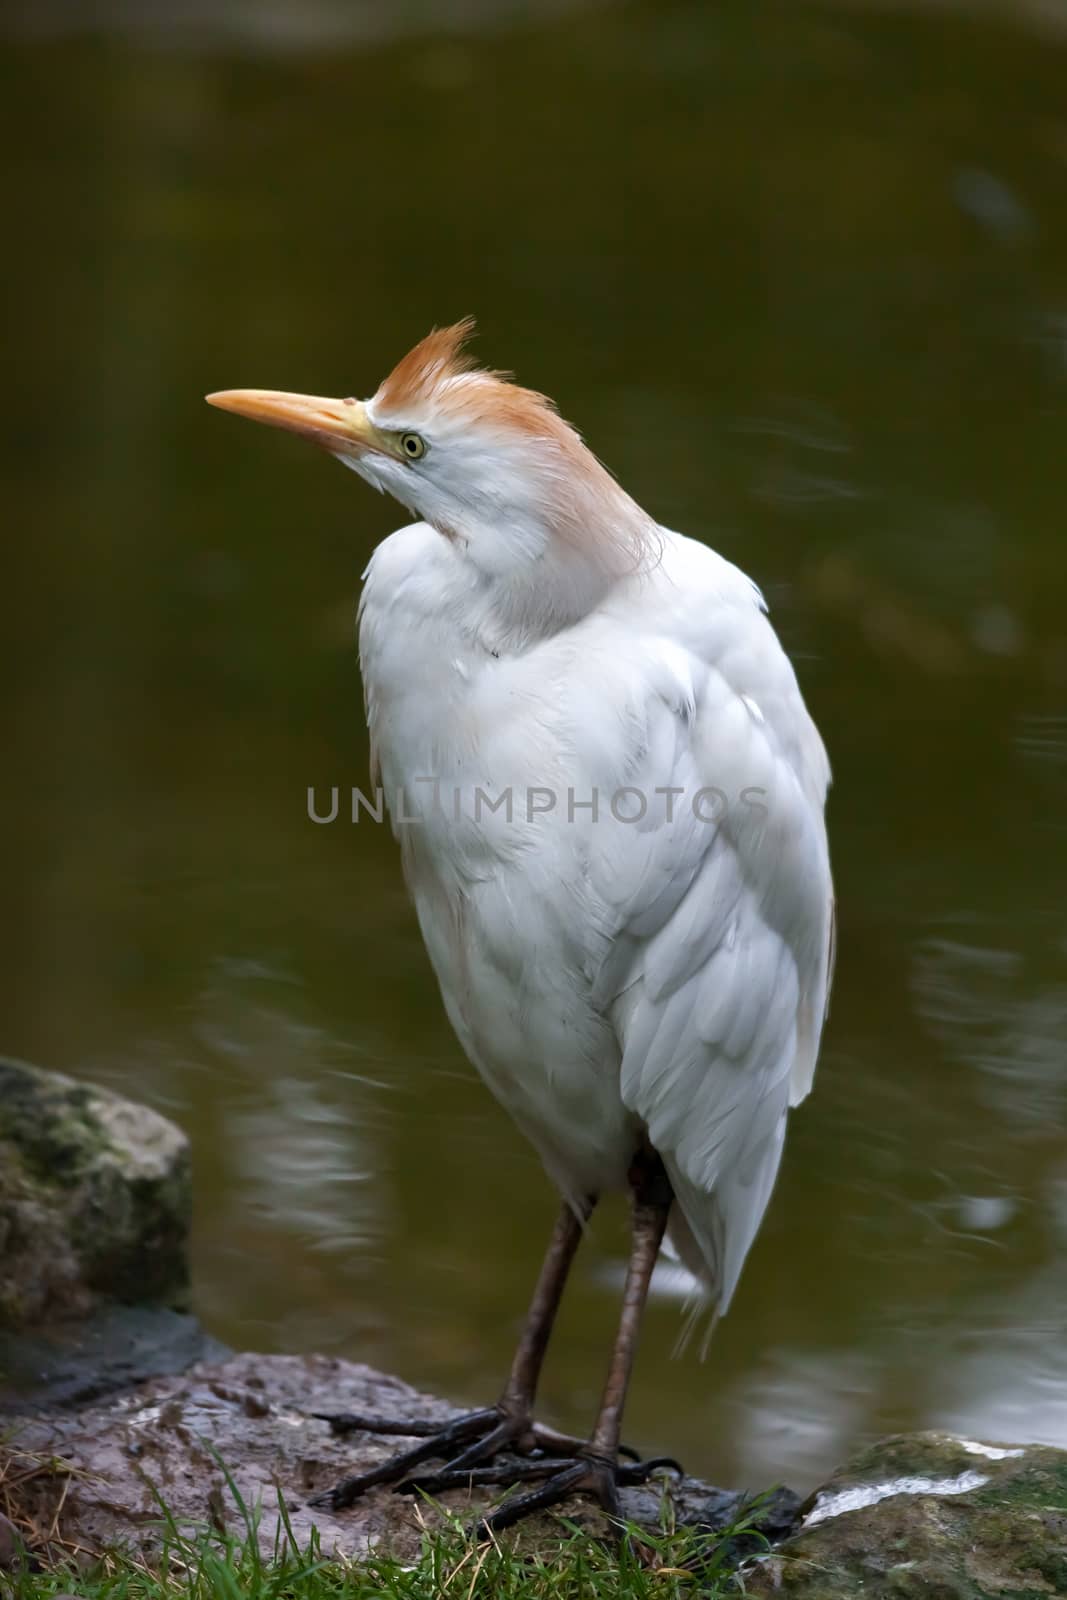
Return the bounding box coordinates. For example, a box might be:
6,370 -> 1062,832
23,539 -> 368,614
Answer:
307,1405 -> 674,1518
455,1450 -> 683,1539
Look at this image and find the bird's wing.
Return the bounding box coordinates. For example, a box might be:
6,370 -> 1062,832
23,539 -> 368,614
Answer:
583,536 -> 833,1311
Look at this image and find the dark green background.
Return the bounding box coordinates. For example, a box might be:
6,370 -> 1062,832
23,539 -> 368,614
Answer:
3,0 -> 1066,1489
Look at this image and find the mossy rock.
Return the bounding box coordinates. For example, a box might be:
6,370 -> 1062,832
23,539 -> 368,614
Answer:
744,1430 -> 1067,1598
0,1058 -> 190,1328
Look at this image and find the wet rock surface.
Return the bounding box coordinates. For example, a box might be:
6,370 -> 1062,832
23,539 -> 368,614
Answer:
3,1354 -> 1063,1594
747,1430 -> 1067,1598
2,1352 -> 799,1565
0,1304 -> 227,1415
0,1058 -> 191,1328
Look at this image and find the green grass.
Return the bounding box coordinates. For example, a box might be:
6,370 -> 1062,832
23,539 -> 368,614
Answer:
1,1460 -> 770,1599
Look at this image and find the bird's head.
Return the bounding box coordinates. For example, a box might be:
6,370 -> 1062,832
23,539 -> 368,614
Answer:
208,320 -> 655,630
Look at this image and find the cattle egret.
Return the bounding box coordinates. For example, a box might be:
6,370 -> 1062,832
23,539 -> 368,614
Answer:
206,321 -> 834,1534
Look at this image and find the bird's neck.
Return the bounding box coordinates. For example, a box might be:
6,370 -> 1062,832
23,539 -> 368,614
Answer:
455,494 -> 659,656
465,551 -> 620,655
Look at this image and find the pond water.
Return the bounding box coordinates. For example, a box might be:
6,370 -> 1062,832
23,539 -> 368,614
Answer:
3,0 -> 1067,1492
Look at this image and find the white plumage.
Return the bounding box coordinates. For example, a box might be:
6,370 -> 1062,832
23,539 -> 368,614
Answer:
359,515 -> 832,1314
207,319 -> 833,1528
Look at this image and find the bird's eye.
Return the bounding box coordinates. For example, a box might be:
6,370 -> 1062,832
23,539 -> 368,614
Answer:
399,432 -> 426,460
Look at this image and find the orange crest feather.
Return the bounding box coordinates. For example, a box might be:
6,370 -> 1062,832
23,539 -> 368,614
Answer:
376,318 -> 485,409
374,319 -> 565,437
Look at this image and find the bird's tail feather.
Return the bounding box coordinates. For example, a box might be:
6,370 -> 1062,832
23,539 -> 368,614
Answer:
664,1185 -> 722,1360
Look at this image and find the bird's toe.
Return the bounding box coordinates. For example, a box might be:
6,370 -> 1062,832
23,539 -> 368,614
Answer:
472,1452 -> 624,1540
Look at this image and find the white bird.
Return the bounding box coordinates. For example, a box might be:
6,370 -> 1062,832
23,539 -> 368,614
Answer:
207,321 -> 834,1534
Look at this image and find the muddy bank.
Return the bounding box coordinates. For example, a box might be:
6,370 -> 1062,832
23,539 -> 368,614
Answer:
1,1350 -> 798,1565
4,1351 -> 1066,1598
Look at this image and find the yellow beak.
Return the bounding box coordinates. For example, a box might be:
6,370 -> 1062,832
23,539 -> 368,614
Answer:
205,389 -> 381,455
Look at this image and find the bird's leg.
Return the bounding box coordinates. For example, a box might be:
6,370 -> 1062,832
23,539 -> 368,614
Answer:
472,1150 -> 674,1539
488,1193 -> 595,1452
586,1152 -> 672,1468
310,1197 -> 594,1512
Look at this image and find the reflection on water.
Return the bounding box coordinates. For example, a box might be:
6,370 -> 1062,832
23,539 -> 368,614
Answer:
730,1348 -> 878,1490
3,0 -> 1066,1490
916,938 -> 1067,1127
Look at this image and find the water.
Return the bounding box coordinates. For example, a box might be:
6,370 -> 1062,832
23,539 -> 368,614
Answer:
3,0 -> 1067,1492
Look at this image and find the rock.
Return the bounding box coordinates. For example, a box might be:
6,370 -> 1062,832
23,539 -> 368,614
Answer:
0,1058 -> 190,1328
744,1430 -> 1067,1598
6,1344 -> 1061,1591
0,1304 -> 228,1415
0,1511 -> 19,1569
3,1352 -> 799,1565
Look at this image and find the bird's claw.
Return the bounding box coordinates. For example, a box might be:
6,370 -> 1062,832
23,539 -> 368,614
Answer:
307,1405 -> 678,1518
616,1453 -> 684,1484
307,1406 -> 500,1511
397,1454 -> 576,1495
401,1449 -> 681,1500
311,1410 -> 461,1439
472,1452 -> 623,1540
